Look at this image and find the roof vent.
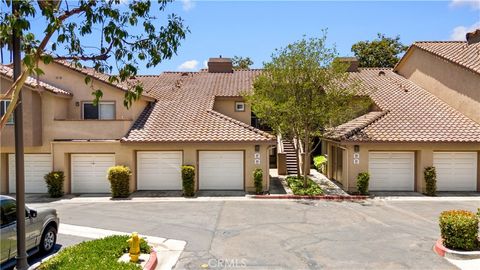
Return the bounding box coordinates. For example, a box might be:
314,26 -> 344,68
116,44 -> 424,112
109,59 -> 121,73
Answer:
466,29 -> 480,45
335,57 -> 359,72
181,72 -> 189,76
378,71 -> 386,76
208,57 -> 233,73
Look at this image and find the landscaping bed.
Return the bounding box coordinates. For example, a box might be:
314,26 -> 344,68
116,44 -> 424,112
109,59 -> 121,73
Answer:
286,176 -> 324,195
39,235 -> 151,270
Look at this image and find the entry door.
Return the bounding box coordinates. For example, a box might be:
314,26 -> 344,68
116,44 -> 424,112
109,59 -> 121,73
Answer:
71,154 -> 115,193
199,151 -> 244,190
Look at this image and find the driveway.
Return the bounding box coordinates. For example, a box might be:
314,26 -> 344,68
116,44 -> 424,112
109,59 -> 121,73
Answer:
28,198 -> 479,269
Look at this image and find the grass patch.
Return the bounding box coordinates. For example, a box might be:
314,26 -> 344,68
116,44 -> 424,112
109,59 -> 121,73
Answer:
286,176 -> 324,195
39,235 -> 151,270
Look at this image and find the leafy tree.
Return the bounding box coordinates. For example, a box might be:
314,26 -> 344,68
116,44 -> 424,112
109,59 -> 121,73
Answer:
0,0 -> 188,128
351,33 -> 408,68
247,32 -> 370,186
232,56 -> 253,70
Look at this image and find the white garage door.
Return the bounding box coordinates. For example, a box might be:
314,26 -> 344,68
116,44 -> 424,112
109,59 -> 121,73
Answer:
434,152 -> 477,191
137,151 -> 182,190
199,151 -> 243,190
9,154 -> 52,193
71,154 -> 115,193
369,152 -> 415,191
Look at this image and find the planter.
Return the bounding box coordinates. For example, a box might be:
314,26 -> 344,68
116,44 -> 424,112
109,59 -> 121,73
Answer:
253,194 -> 368,201
434,239 -> 480,260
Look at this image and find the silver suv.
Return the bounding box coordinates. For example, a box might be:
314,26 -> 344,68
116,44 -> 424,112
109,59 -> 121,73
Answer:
0,195 -> 59,265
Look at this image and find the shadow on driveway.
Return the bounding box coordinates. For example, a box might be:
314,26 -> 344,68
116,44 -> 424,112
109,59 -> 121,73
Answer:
1,244 -> 62,270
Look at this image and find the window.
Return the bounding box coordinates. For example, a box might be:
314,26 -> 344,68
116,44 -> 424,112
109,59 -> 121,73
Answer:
0,100 -> 14,124
82,102 -> 115,120
235,101 -> 245,112
0,199 -> 17,226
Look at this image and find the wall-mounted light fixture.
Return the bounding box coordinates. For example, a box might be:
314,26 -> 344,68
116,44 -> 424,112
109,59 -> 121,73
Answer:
255,145 -> 260,152
75,101 -> 80,107
354,145 -> 360,152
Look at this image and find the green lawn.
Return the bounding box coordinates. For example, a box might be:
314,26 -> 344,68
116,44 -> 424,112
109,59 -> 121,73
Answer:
39,235 -> 151,270
286,176 -> 324,195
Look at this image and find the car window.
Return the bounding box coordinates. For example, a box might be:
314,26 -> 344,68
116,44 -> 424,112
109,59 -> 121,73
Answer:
0,199 -> 17,226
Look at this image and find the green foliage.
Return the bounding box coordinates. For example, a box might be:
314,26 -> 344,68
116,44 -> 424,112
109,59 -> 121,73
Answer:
44,171 -> 64,198
439,210 -> 479,251
232,56 -> 253,69
107,166 -> 131,198
253,168 -> 263,194
351,33 -> 408,68
286,176 -> 324,195
356,172 -> 369,195
313,155 -> 327,174
182,165 -> 195,197
424,166 -> 437,196
39,235 -> 151,270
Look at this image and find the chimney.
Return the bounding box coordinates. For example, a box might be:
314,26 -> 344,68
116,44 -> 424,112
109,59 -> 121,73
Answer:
207,57 -> 233,73
466,29 -> 480,45
336,57 -> 359,72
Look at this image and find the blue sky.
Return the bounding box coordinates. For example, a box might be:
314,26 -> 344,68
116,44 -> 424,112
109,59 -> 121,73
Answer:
2,0 -> 480,74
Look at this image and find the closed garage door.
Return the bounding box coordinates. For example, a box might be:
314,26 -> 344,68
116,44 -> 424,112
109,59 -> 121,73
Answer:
137,151 -> 182,190
71,154 -> 114,193
369,152 -> 415,191
199,151 -> 244,190
434,152 -> 477,191
9,154 -> 52,193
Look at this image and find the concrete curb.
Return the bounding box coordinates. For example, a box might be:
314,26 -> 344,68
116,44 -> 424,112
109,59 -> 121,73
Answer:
434,239 -> 480,260
252,195 -> 368,201
143,250 -> 158,270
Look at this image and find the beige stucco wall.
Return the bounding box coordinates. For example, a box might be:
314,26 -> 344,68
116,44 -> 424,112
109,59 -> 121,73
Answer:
326,141 -> 480,192
396,48 -> 480,123
213,97 -> 251,125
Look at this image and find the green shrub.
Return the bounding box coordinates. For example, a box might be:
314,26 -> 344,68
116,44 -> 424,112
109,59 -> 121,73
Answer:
313,155 -> 327,174
39,235 -> 150,270
424,166 -> 436,196
182,165 -> 195,197
44,171 -> 64,198
286,176 -> 323,195
356,172 -> 369,195
439,210 -> 479,251
107,166 -> 131,198
253,168 -> 263,194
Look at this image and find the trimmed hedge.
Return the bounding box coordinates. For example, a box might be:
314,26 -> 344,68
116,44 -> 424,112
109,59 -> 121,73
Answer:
313,155 -> 327,174
424,166 -> 436,196
253,168 -> 263,194
286,176 -> 323,195
182,165 -> 195,197
107,166 -> 131,198
44,171 -> 64,198
439,210 -> 479,251
356,172 -> 369,195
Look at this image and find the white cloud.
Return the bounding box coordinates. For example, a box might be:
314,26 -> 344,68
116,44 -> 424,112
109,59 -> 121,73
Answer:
178,60 -> 198,70
203,60 -> 208,68
450,0 -> 480,10
450,21 -> 480,40
181,0 -> 195,11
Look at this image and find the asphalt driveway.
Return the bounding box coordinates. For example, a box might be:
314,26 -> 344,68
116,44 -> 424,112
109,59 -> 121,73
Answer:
28,198 -> 479,270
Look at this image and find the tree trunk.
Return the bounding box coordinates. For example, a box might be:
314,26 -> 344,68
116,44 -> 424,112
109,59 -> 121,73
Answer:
303,133 -> 310,188
294,137 -> 301,178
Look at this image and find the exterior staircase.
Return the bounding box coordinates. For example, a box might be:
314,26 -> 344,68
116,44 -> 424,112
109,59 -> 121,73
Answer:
282,140 -> 298,175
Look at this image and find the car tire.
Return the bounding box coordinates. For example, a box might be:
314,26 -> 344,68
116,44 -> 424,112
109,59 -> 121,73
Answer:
39,225 -> 57,254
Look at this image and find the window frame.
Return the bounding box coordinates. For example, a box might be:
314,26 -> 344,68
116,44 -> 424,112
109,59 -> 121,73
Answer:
0,198 -> 17,227
234,101 -> 245,112
81,101 -> 116,120
0,100 -> 14,125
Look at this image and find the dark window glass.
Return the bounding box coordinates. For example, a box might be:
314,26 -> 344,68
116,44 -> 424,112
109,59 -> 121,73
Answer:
83,103 -> 99,119
0,199 -> 17,226
0,101 -> 14,124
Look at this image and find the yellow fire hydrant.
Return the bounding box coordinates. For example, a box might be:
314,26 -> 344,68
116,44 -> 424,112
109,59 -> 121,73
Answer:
127,232 -> 141,263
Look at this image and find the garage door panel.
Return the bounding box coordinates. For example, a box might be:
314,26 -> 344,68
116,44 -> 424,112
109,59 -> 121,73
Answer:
369,152 -> 414,191
137,151 -> 182,190
71,154 -> 114,193
434,152 -> 477,191
9,154 -> 52,193
199,151 -> 243,190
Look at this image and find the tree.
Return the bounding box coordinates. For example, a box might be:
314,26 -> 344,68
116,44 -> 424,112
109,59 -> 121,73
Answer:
232,56 -> 253,70
247,32 -> 370,187
0,0 -> 188,129
351,33 -> 408,68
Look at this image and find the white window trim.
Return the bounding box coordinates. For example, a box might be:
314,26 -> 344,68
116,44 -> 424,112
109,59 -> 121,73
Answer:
235,101 -> 245,112
1,100 -> 14,124
82,101 -> 116,120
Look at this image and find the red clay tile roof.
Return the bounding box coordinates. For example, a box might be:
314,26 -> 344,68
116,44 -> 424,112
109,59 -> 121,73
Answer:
326,111 -> 388,140
330,68 -> 480,142
0,65 -> 72,96
122,70 -> 275,143
397,41 -> 480,75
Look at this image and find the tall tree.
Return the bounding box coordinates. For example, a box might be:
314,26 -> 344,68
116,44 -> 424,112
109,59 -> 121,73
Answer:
0,0 -> 188,129
247,33 -> 370,186
232,56 -> 253,70
351,33 -> 408,68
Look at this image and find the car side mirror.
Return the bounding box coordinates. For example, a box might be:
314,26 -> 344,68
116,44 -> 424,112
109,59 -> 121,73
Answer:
29,209 -> 37,218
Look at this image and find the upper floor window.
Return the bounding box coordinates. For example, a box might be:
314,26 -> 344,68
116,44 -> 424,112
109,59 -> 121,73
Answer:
0,100 -> 14,124
235,101 -> 245,112
82,102 -> 115,120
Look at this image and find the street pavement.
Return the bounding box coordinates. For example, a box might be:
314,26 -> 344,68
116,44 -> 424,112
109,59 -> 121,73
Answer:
26,198 -> 479,270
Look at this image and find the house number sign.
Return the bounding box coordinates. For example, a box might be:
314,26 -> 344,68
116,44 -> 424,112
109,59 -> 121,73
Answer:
254,152 -> 261,164
353,153 -> 360,165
